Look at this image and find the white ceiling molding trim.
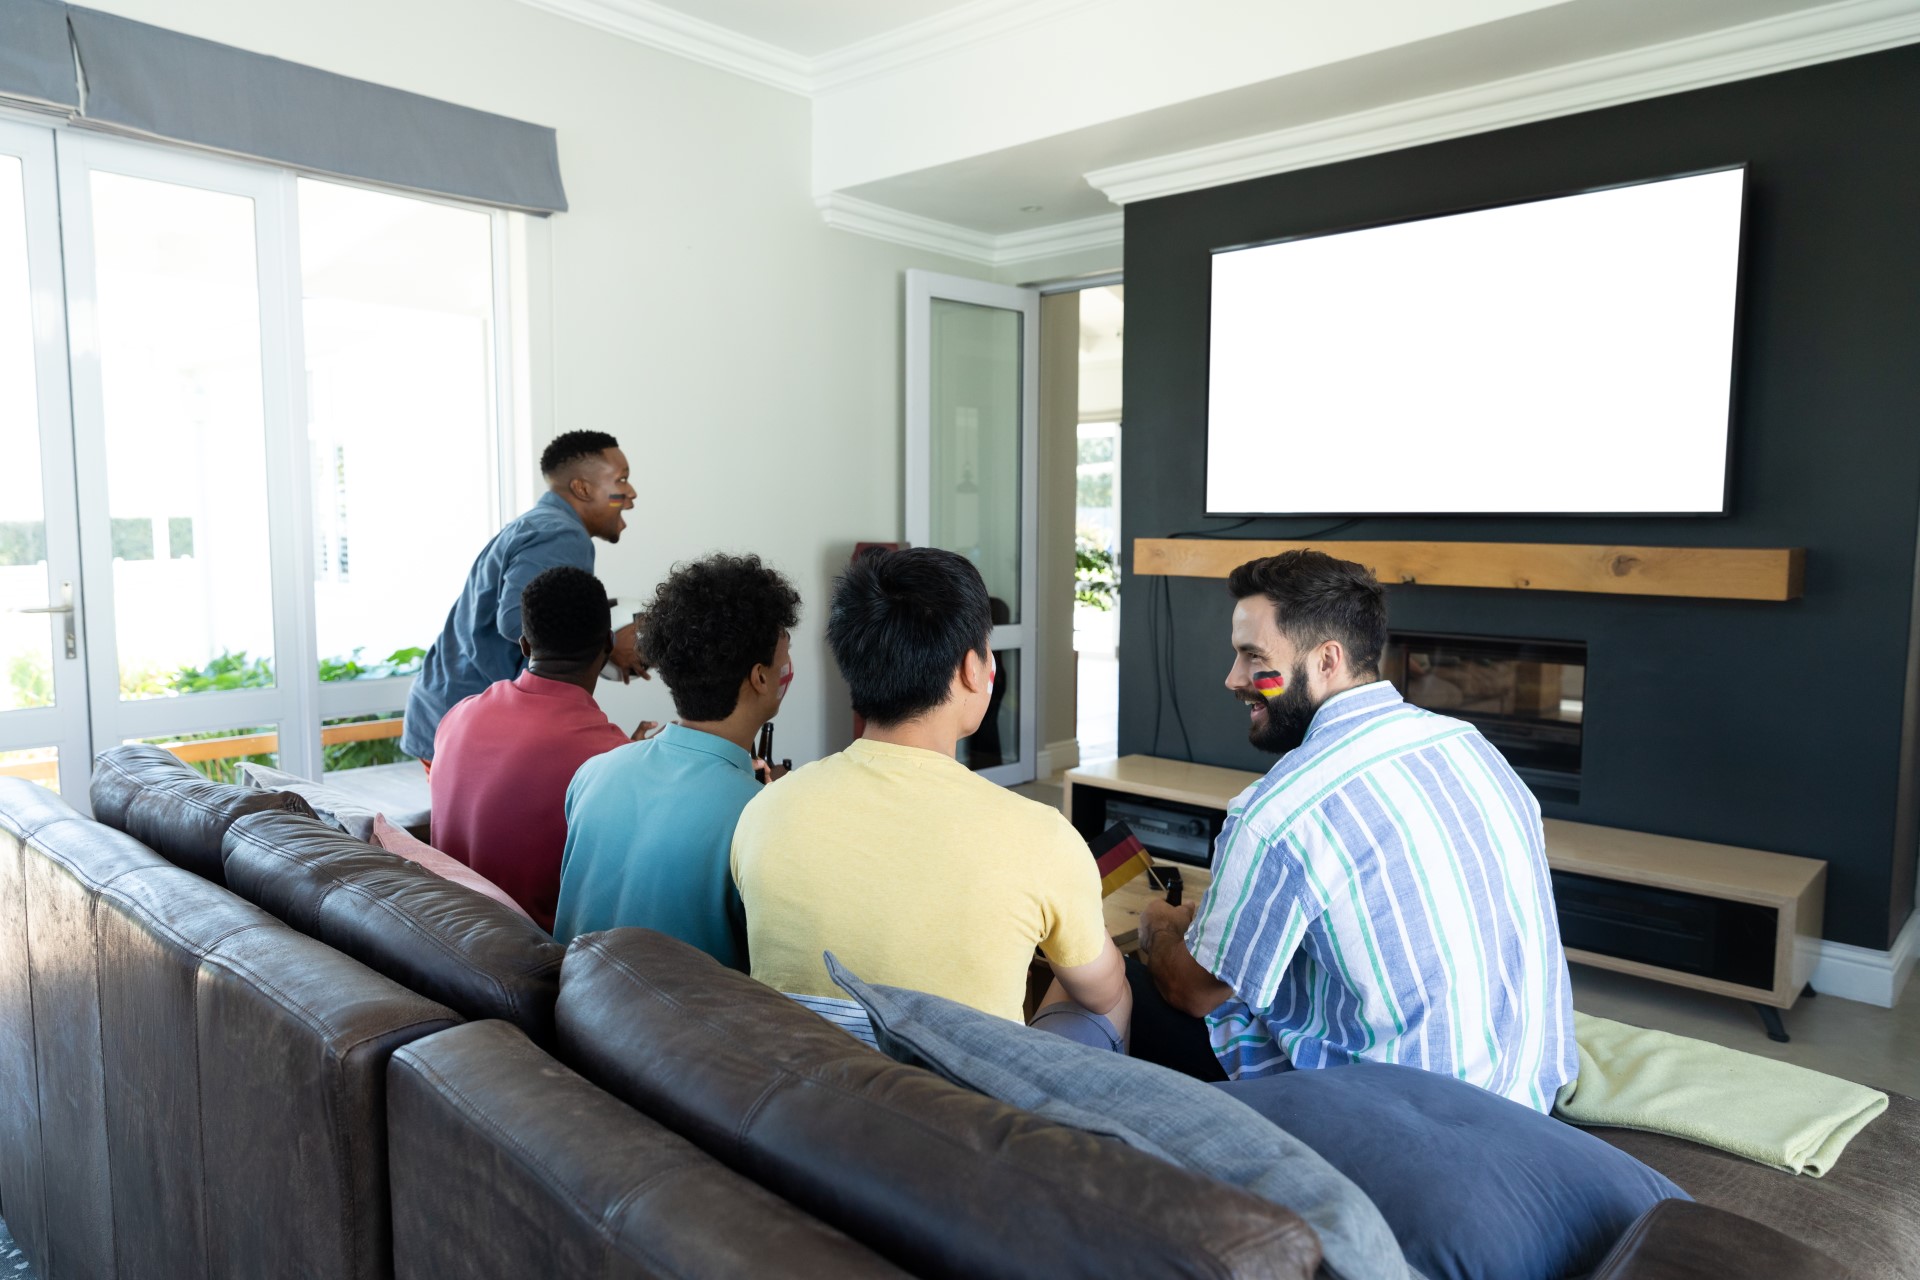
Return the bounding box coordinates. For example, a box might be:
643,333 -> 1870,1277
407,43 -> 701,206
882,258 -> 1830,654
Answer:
816,194 -> 1122,269
1086,0 -> 1920,205
514,0 -> 1096,96
514,0 -> 812,94
991,212 -> 1125,266
808,0 -> 1103,92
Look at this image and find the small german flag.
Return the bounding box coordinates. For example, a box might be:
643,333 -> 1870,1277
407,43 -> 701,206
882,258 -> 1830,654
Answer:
1253,669 -> 1288,701
1089,821 -> 1154,897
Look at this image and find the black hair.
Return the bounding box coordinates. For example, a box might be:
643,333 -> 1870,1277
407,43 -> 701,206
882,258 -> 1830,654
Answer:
1226,549 -> 1387,676
642,554 -> 801,722
520,566 -> 611,662
827,547 -> 992,727
539,430 -> 620,478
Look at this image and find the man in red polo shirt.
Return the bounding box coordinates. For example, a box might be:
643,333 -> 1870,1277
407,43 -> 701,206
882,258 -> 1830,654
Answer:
430,566 -> 639,929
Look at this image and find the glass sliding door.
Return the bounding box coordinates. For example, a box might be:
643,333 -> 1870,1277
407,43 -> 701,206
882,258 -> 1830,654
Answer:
0,121 -> 86,795
905,271 -> 1040,786
0,124 -> 520,804
58,134 -> 319,780
296,177 -> 506,774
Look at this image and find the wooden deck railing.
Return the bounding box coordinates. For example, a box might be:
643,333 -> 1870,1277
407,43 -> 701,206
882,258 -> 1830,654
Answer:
0,717 -> 406,784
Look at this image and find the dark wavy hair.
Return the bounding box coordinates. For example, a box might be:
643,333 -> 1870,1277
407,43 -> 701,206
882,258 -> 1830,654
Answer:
539,430 -> 619,478
642,554 -> 801,721
520,566 -> 612,662
1227,549 -> 1387,676
827,547 -> 992,727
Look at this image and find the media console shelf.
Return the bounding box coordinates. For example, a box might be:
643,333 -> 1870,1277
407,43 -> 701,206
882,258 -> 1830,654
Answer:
1065,755 -> 1827,1042
1133,538 -> 1806,602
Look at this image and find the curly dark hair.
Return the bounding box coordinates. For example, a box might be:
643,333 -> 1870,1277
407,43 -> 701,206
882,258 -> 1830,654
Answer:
520,565 -> 612,661
1227,549 -> 1387,676
539,430 -> 619,477
827,547 -> 992,727
642,554 -> 801,721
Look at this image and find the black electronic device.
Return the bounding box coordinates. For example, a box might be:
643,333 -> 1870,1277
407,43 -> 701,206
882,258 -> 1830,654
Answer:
755,722 -> 791,784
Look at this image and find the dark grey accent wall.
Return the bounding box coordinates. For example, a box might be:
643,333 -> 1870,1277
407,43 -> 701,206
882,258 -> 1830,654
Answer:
1118,44 -> 1920,950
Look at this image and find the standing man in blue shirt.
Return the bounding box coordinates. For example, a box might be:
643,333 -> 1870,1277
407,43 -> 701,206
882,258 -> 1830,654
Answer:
402,430 -> 649,762
553,553 -> 799,967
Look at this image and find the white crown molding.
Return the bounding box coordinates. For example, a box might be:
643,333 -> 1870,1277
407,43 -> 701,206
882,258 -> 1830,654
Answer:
809,0 -> 1103,93
991,212 -> 1125,266
514,0 -> 812,95
1809,908 -> 1919,1008
816,194 -> 1122,269
1086,0 -> 1920,205
514,0 -> 1097,96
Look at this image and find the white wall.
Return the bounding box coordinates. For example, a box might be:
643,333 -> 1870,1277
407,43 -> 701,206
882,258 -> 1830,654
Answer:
82,0 -> 989,764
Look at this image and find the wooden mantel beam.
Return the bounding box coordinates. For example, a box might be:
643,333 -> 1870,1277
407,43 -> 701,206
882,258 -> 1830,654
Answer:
1133,538 -> 1805,602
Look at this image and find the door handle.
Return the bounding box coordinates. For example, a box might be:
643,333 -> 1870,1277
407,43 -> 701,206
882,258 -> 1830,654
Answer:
10,582 -> 77,658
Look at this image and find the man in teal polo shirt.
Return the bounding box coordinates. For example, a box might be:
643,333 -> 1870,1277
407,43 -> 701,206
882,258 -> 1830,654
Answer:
552,553 -> 800,967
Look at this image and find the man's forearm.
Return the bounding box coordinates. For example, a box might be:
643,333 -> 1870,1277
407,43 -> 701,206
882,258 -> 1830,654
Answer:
1144,930 -> 1233,1019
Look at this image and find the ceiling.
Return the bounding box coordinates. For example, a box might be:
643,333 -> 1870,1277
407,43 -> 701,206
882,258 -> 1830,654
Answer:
517,0 -> 1920,266
635,0 -> 981,58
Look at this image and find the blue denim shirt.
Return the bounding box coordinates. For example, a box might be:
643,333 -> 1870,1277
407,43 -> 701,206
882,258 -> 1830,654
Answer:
401,491 -> 595,760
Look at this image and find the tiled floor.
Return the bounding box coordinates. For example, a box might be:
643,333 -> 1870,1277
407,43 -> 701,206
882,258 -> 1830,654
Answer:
1013,773 -> 1920,1097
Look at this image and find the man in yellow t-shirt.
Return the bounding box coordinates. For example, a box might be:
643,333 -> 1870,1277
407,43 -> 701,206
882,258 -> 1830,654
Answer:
731,548 -> 1131,1038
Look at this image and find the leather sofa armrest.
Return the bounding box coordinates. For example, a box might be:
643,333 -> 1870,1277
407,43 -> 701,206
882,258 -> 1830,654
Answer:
1590,1199 -> 1857,1280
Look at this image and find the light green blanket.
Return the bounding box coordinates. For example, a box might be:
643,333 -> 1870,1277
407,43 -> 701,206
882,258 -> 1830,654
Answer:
1553,1011 -> 1887,1176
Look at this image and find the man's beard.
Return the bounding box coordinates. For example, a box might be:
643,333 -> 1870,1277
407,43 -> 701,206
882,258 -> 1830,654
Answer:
1248,661 -> 1316,754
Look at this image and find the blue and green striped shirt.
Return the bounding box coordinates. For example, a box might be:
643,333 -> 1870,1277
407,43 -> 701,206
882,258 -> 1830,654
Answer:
1186,681 -> 1578,1111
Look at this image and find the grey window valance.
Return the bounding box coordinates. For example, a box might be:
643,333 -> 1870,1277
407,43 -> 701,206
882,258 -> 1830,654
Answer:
0,0 -> 77,113
2,2 -> 567,215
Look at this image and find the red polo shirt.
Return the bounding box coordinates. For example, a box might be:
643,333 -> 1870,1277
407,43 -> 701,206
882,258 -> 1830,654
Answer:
429,670 -> 629,930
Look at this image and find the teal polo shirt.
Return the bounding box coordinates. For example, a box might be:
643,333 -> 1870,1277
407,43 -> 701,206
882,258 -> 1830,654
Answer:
553,723 -> 760,968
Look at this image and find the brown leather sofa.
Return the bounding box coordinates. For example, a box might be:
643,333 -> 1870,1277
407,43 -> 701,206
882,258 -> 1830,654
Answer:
3,747 -> 1912,1279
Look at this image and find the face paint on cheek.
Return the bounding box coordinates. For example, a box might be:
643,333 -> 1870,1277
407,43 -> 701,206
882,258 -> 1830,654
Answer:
777,662 -> 793,701
1252,669 -> 1288,701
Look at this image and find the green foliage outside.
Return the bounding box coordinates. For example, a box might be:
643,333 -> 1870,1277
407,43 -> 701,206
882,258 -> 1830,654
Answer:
6,653 -> 53,709
1075,530 -> 1120,612
0,645 -> 430,783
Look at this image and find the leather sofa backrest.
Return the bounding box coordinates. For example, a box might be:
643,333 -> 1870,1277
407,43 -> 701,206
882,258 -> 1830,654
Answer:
223,809 -> 565,1046
1589,1200 -> 1857,1279
0,779 -> 123,1277
555,928 -> 1322,1280
0,778 -> 461,1280
89,743 -> 315,884
388,1020 -> 912,1280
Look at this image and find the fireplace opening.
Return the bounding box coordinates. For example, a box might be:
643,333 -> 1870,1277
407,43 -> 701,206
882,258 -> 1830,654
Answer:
1381,631 -> 1585,804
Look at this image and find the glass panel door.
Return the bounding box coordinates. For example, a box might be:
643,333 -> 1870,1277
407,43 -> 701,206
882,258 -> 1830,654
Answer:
0,120 -> 86,796
905,271 -> 1040,786
58,134 -> 318,780
297,177 -> 504,776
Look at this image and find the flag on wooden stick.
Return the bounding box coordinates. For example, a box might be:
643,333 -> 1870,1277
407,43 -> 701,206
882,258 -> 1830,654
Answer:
1089,821 -> 1154,897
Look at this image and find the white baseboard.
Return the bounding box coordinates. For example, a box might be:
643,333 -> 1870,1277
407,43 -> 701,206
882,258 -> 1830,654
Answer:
1036,738 -> 1080,779
1808,909 -> 1919,1007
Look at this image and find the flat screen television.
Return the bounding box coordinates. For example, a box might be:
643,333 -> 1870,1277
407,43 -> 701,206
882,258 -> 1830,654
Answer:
1205,166 -> 1747,517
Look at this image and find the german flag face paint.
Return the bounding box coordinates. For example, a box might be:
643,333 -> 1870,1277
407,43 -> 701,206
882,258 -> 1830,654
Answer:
1253,670 -> 1289,702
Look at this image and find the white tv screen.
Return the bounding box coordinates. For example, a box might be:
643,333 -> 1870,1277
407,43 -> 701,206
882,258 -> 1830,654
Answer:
1205,167 -> 1746,516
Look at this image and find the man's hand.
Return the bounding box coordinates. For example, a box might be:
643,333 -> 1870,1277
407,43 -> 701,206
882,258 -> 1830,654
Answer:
608,621 -> 652,682
1138,899 -> 1233,1019
630,720 -> 665,742
753,758 -> 790,785
1137,898 -> 1195,961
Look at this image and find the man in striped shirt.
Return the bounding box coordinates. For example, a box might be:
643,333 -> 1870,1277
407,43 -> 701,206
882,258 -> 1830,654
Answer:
1136,551 -> 1577,1111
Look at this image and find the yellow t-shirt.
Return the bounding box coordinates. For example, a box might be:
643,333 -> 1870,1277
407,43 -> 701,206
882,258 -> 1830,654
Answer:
730,738 -> 1108,1023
